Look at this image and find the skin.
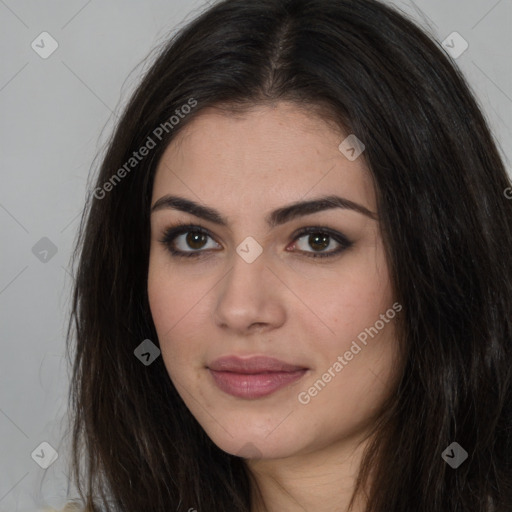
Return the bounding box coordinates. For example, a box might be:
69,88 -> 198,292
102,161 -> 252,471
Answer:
148,101 -> 401,511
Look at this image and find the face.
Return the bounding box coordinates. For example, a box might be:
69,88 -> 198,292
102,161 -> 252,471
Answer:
148,101 -> 401,460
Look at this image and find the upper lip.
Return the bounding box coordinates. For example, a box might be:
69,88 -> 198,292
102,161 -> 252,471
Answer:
207,356 -> 308,374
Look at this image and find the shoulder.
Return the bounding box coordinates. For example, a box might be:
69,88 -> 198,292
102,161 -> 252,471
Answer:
41,503 -> 91,512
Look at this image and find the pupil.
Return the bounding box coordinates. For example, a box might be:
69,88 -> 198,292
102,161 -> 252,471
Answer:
310,233 -> 329,251
184,232 -> 330,252
187,232 -> 206,249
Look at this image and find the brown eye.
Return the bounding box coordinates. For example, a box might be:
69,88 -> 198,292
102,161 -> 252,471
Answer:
290,227 -> 352,258
185,231 -> 209,250
160,224 -> 221,258
159,223 -> 352,260
307,233 -> 330,252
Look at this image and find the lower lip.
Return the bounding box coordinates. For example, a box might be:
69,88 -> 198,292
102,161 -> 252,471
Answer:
208,369 -> 308,399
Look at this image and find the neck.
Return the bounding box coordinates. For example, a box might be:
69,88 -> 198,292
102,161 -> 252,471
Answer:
247,432 -> 371,512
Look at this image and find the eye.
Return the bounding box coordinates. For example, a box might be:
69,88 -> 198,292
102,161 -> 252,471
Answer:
159,223 -> 221,258
159,223 -> 352,259
288,226 -> 352,258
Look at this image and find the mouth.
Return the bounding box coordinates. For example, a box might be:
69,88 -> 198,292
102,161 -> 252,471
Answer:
207,355 -> 309,399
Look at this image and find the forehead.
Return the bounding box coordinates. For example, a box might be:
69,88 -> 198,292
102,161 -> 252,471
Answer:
152,102 -> 376,214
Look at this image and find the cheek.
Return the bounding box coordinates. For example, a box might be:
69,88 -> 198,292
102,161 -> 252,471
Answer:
147,250 -> 206,336
147,257 -> 214,378
297,248 -> 393,354
293,246 -> 399,419
147,259 -> 191,365
148,263 -> 177,337
296,290 -> 399,445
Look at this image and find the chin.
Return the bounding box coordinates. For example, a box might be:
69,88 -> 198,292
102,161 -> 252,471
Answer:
197,411 -> 309,460
213,434 -> 299,460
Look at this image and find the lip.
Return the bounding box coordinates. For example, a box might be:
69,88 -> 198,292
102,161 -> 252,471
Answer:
207,356 -> 309,399
208,355 -> 307,373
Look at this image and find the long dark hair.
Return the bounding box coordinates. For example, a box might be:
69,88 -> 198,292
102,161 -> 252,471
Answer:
65,0 -> 512,510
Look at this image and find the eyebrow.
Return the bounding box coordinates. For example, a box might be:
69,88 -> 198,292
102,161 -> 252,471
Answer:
150,194 -> 377,227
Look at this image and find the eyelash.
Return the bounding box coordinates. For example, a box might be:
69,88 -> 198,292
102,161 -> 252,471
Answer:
158,223 -> 353,260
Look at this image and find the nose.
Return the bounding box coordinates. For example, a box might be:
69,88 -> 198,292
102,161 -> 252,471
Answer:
213,248 -> 286,335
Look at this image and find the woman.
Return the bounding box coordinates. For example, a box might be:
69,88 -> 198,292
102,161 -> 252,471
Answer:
65,0 -> 512,510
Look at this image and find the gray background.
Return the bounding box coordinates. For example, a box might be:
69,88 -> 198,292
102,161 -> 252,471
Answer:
0,1 -> 510,510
